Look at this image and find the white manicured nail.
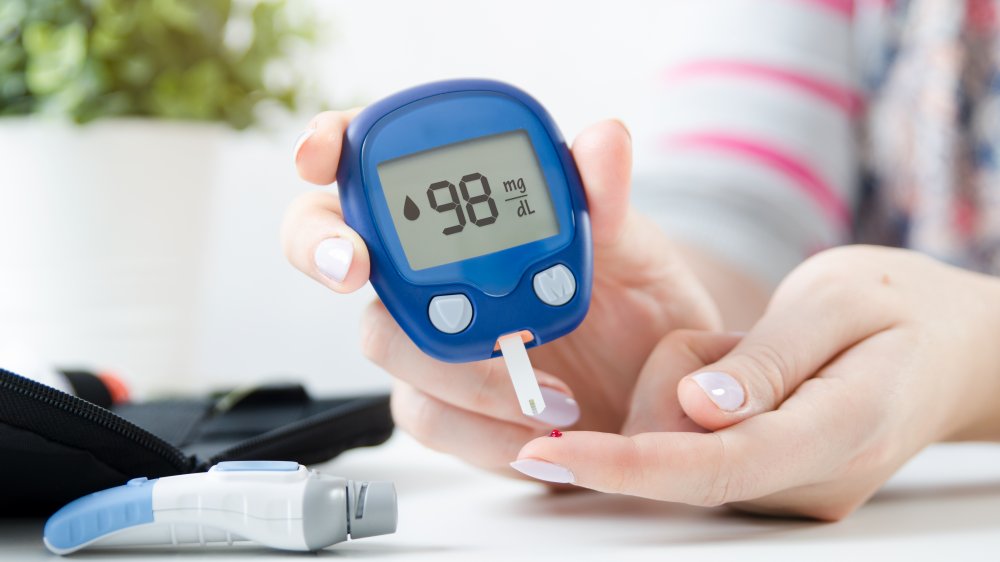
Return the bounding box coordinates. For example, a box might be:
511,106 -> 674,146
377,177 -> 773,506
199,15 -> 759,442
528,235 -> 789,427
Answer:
314,238 -> 353,283
692,371 -> 745,411
533,387 -> 580,427
510,459 -> 575,484
292,128 -> 316,163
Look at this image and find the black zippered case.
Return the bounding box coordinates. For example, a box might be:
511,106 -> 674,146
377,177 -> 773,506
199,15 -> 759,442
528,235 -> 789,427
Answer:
0,367 -> 394,516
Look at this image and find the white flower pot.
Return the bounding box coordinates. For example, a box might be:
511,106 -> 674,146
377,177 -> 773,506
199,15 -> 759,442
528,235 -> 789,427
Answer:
0,119 -> 223,397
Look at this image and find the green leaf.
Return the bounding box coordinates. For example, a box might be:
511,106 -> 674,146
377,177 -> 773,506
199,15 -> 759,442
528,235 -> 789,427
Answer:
1,0 -> 322,126
24,20 -> 88,95
0,0 -> 27,38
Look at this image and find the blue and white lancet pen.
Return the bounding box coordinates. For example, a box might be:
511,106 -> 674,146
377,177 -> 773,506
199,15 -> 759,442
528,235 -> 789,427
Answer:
43,461 -> 397,554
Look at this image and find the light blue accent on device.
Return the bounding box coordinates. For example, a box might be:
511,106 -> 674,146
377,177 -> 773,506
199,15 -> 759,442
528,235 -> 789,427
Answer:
44,477 -> 156,551
213,460 -> 299,472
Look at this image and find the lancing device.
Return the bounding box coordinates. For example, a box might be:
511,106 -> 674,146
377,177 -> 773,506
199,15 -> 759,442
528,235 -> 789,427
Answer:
338,79 -> 593,417
43,461 -> 397,554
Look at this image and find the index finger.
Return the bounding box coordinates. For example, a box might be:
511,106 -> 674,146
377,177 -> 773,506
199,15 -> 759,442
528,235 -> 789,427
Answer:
511,416 -> 821,507
281,191 -> 371,293
294,108 -> 362,185
511,331 -> 893,508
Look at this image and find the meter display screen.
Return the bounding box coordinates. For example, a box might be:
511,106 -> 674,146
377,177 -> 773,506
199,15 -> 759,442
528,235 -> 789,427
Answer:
377,130 -> 559,271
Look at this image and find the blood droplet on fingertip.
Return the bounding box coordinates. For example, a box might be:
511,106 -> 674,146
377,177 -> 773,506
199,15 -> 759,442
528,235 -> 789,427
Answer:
548,429 -> 563,438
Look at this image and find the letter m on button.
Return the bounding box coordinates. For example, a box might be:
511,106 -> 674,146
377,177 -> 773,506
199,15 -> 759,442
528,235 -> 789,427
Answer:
533,265 -> 576,306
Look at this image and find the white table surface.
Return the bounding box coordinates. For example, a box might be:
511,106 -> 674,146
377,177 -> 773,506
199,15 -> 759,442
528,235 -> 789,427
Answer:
3,433 -> 999,561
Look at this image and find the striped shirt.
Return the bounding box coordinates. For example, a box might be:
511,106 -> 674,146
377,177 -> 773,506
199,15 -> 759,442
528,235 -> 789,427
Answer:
637,0 -> 1000,286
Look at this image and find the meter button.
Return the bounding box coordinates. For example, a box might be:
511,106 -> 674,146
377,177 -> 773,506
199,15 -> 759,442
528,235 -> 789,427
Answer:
429,294 -> 473,334
533,265 -> 576,306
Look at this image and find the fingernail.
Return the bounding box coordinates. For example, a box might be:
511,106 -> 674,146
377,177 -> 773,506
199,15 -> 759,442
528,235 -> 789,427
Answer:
292,128 -> 316,164
510,459 -> 575,484
533,387 -> 580,427
613,118 -> 631,141
314,238 -> 353,283
692,371 -> 745,411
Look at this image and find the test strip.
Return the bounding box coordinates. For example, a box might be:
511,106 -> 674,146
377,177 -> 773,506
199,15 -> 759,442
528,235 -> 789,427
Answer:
497,333 -> 546,417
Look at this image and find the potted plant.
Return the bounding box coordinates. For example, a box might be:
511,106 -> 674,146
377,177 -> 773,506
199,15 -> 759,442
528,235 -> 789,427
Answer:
0,0 -> 318,395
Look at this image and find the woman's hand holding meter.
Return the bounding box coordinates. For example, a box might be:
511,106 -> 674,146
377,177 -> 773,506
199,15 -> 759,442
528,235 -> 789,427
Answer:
282,110 -> 754,472
282,110 -> 1000,519
514,246 -> 1000,520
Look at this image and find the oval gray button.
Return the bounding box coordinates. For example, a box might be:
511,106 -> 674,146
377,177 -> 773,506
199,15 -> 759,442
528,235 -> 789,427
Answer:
428,294 -> 473,334
533,264 -> 576,306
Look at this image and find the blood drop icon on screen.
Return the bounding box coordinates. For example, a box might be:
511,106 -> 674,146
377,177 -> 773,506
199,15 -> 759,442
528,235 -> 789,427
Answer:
403,196 -> 420,221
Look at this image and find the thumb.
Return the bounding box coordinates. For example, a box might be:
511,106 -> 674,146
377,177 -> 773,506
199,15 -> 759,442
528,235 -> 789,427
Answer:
677,284 -> 893,431
571,119 -> 632,248
622,330 -> 741,435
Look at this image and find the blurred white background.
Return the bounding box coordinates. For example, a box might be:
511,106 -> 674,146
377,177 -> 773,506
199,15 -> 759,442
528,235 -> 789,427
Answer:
1,1 -> 685,398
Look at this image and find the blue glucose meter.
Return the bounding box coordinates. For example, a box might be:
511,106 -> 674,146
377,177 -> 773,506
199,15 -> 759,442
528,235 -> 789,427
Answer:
338,79 -> 592,363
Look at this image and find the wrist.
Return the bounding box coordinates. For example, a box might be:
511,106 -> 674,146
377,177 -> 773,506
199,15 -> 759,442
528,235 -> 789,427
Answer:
947,272 -> 1000,442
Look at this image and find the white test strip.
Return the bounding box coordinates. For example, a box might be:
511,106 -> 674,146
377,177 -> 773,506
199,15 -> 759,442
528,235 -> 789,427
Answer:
497,334 -> 546,417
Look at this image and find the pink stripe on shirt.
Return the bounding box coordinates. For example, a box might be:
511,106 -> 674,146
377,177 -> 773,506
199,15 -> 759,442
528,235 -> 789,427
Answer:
796,0 -> 854,18
664,132 -> 852,228
664,60 -> 864,117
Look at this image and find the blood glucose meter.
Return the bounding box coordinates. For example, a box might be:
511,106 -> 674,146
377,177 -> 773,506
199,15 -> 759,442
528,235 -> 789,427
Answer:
337,79 -> 592,371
